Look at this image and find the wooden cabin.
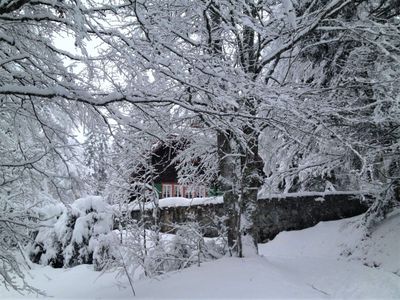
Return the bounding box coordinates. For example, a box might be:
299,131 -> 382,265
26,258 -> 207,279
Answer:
150,138 -> 218,199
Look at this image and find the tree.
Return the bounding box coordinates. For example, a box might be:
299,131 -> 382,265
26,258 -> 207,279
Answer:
266,0 -> 400,226
2,1 -> 400,293
0,0 -> 105,291
92,0 -> 379,257
84,130 -> 111,195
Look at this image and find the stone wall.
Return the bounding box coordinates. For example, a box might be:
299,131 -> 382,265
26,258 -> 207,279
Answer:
256,193 -> 369,241
131,193 -> 369,242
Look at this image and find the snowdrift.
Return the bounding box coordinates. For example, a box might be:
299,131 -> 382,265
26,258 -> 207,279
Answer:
1,210 -> 397,299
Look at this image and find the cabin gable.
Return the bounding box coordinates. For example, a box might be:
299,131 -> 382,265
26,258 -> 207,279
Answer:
150,140 -> 214,198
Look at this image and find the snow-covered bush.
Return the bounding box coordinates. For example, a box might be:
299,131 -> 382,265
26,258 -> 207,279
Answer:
29,196 -> 117,270
166,221 -> 226,269
121,218 -> 226,278
91,232 -> 119,271
30,195 -> 226,278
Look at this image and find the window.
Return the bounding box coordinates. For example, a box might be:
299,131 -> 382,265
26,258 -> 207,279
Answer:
198,185 -> 206,198
185,187 -> 195,199
175,185 -> 183,197
162,184 -> 172,198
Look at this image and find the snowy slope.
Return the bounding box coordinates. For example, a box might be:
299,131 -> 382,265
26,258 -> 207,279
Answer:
259,209 -> 400,275
344,209 -> 400,275
1,211 -> 399,299
259,209 -> 400,299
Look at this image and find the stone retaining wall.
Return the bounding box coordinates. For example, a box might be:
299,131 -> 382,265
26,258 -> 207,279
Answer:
131,193 -> 369,242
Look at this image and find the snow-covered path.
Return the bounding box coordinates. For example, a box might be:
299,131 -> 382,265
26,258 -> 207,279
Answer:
3,255 -> 398,299
2,213 -> 400,299
134,255 -> 400,299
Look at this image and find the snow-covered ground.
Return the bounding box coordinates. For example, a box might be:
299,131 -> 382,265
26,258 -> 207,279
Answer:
2,210 -> 400,299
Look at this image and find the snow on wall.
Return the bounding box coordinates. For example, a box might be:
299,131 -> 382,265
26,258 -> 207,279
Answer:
259,190 -> 368,199
130,191 -> 368,211
129,196 -> 224,211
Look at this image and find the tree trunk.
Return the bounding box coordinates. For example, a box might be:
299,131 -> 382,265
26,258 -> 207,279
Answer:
217,130 -> 240,255
239,128 -> 262,257
212,1 -> 263,257
236,1 -> 263,256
